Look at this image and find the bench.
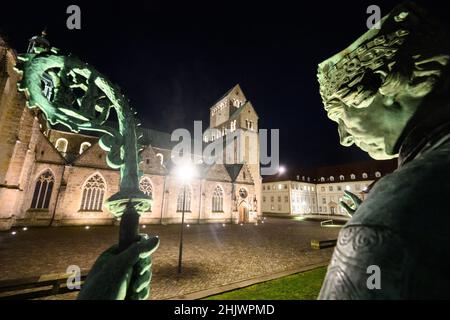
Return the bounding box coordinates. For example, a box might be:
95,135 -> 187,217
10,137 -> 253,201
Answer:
311,239 -> 337,250
0,270 -> 88,300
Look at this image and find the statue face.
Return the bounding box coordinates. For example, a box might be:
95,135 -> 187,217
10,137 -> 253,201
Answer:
318,5 -> 450,160
327,90 -> 422,160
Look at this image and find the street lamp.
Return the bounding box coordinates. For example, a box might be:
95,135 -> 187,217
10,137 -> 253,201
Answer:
175,163 -> 195,274
278,166 -> 286,175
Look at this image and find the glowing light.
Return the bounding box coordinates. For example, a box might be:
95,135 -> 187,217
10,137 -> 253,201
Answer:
222,223 -> 226,227
175,163 -> 196,182
11,231 -> 17,235
278,166 -> 286,174
85,226 -> 90,230
142,225 -> 146,229
345,185 -> 351,191
261,221 -> 265,224
22,227 -> 28,231
187,224 -> 190,228
240,223 -> 243,226
255,223 -> 258,226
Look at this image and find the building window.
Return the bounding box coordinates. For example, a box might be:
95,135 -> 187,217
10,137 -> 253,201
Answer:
79,142 -> 91,154
55,138 -> 68,154
263,186 -> 266,191
322,197 -> 326,204
375,171 -> 381,178
284,196 -> 288,202
30,170 -> 55,209
350,174 -> 356,180
278,204 -> 282,211
271,196 -> 274,202
212,186 -> 224,212
156,153 -> 164,166
320,177 -> 325,182
339,175 -> 344,181
330,176 -> 334,182
278,196 -> 281,202
139,177 -> 153,212
337,186 -> 342,191
319,206 -> 322,212
329,186 -> 333,192
321,186 -> 325,192
271,205 -> 275,210
80,174 -> 106,211
177,185 -> 191,212
362,172 -> 368,179
263,196 -> 266,202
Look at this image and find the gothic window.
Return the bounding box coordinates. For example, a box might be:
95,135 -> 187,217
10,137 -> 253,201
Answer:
320,177 -> 325,182
330,176 -> 335,182
212,186 -> 224,212
375,171 -> 381,178
139,177 -> 153,212
362,172 -> 368,179
177,185 -> 191,212
350,174 -> 356,180
79,142 -> 91,154
30,170 -> 55,209
80,174 -> 106,211
339,175 -> 345,181
55,138 -> 68,153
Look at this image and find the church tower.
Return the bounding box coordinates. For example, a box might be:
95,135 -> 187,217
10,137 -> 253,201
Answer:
203,84 -> 262,217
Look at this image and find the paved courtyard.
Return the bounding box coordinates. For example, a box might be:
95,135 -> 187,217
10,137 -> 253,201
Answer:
0,218 -> 340,299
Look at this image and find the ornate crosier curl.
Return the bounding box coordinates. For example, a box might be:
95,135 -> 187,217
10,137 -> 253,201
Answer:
15,34 -> 150,250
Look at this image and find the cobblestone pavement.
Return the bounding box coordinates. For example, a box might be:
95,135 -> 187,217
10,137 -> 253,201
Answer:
0,218 -> 340,299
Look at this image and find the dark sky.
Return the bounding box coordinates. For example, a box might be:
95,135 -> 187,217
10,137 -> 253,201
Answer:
1,0 -> 447,169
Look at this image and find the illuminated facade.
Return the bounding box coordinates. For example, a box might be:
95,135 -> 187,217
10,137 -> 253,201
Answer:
0,39 -> 261,230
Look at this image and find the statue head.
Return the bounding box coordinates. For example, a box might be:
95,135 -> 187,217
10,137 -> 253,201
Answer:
317,2 -> 450,159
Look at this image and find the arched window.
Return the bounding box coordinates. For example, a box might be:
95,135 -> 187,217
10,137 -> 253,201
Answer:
80,173 -> 106,211
339,175 -> 344,181
139,176 -> 153,212
362,172 -> 368,179
177,185 -> 191,212
55,138 -> 68,153
350,174 -> 356,180
79,142 -> 91,154
375,171 -> 381,178
156,153 -> 164,166
30,170 -> 55,209
329,176 -> 334,182
320,177 -> 325,182
212,186 -> 224,212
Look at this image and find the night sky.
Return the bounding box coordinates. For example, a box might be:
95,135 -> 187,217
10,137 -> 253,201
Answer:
1,0 -> 447,170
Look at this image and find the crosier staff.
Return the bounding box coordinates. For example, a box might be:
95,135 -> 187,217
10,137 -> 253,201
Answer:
16,33 -> 158,299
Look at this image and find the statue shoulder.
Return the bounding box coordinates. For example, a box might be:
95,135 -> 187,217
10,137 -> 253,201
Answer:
319,224 -> 412,299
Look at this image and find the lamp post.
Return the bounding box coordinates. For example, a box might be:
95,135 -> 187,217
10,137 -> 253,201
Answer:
178,183 -> 186,274
176,164 -> 195,274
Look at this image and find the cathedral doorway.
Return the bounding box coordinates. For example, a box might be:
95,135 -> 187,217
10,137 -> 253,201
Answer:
238,201 -> 249,223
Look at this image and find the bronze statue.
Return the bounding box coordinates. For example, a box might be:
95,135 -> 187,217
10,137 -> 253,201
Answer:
317,2 -> 450,299
16,33 -> 159,300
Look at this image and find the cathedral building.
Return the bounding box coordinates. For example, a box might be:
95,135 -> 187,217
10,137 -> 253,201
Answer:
0,37 -> 262,230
